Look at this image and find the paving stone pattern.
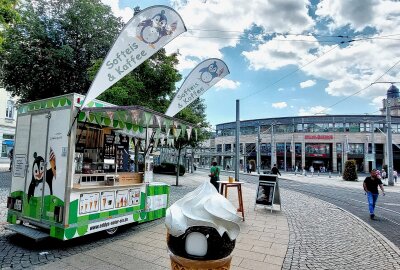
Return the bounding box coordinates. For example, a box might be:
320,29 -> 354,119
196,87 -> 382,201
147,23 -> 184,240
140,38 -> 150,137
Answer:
281,189 -> 400,270
0,172 -> 198,269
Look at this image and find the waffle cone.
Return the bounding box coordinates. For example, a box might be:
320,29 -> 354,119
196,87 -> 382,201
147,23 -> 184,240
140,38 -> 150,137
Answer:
169,253 -> 232,270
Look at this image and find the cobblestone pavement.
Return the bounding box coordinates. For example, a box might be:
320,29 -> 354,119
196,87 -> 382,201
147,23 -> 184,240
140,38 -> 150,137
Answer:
0,172 -> 199,269
210,169 -> 400,248
281,189 -> 400,270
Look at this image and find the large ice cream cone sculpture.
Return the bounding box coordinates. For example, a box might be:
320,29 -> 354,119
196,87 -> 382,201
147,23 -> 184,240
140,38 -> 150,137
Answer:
165,181 -> 241,270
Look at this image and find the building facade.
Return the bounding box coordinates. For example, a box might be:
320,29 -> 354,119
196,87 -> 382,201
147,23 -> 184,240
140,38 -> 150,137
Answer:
197,85 -> 400,173
0,88 -> 17,163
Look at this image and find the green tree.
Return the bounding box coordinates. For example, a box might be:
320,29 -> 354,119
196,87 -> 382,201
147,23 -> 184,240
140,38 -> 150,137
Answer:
343,160 -> 358,181
1,0 -> 122,102
0,0 -> 20,50
170,98 -> 210,186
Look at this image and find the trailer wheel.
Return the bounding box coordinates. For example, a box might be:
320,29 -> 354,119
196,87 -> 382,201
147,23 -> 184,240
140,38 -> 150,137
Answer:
105,227 -> 118,235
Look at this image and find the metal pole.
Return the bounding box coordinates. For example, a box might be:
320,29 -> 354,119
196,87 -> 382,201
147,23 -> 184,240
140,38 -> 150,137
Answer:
257,125 -> 261,174
235,99 -> 240,181
284,142 -> 287,172
271,123 -> 275,167
371,121 -> 376,170
386,99 -> 394,186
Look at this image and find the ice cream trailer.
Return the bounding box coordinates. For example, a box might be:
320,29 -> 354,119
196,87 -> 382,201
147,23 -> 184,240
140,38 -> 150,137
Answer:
6,93 -> 191,241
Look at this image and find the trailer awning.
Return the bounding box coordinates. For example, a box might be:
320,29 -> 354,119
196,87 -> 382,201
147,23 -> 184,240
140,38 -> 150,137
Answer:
79,106 -> 198,142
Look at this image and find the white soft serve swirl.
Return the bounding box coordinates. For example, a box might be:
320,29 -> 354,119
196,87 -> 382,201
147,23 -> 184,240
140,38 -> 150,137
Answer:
165,180 -> 241,241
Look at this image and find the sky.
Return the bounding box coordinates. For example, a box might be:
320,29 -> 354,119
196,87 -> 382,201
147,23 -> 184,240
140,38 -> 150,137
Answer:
100,0 -> 400,127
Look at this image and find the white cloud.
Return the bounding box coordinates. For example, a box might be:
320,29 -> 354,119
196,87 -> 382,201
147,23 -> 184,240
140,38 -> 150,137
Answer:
272,102 -> 288,109
369,95 -> 385,110
214,78 -> 240,90
278,87 -> 285,91
242,35 -> 318,70
165,0 -> 314,70
298,106 -> 332,116
300,80 -> 316,88
101,0 -> 133,22
242,0 -> 400,101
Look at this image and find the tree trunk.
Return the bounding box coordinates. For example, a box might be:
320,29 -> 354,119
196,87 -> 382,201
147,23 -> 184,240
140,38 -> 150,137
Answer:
175,146 -> 182,186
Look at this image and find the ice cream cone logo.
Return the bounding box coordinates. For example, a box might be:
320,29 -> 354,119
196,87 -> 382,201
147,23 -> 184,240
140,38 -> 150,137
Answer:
94,200 -> 98,209
124,198 -> 127,206
89,201 -> 93,210
85,203 -> 88,212
120,198 -> 123,207
102,198 -> 106,208
80,205 -> 83,213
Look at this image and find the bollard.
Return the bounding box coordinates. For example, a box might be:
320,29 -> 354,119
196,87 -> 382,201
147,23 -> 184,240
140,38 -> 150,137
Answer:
329,172 -> 331,178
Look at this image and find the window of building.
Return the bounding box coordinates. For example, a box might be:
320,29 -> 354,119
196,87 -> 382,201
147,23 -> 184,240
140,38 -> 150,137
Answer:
1,134 -> 14,158
224,144 -> 232,152
349,123 -> 360,132
5,100 -> 14,119
240,126 -> 256,135
336,143 -> 342,152
335,123 -> 344,132
295,124 -> 303,132
348,143 -> 364,154
217,144 -> 222,152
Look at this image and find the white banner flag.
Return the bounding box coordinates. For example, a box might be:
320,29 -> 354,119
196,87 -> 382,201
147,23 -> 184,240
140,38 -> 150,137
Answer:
81,6 -> 187,108
165,58 -> 230,116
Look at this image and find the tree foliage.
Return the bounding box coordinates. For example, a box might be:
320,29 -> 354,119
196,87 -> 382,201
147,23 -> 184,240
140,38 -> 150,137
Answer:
343,160 -> 358,181
1,0 -> 123,102
0,0 -> 20,50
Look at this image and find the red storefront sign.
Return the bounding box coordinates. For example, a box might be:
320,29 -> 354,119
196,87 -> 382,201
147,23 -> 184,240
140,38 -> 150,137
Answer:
304,135 -> 333,140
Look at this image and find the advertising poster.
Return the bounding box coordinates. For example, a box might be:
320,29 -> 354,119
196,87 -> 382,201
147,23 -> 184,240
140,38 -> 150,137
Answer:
255,182 -> 275,205
146,194 -> 168,211
100,191 -> 115,211
129,188 -> 141,206
79,193 -> 100,214
115,189 -> 129,208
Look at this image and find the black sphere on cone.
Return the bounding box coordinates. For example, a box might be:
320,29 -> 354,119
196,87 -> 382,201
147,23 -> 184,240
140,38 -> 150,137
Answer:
167,226 -> 235,260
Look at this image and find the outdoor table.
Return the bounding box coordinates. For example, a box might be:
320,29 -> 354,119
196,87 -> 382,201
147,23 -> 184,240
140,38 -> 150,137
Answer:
217,181 -> 245,221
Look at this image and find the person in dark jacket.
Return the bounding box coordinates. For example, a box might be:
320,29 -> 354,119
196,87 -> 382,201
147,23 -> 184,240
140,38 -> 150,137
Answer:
363,169 -> 385,220
271,164 -> 281,176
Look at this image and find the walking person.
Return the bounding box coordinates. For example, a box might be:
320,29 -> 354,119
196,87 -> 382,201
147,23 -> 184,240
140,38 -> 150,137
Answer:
363,169 -> 385,220
393,169 -> 398,184
8,148 -> 13,172
309,165 -> 314,177
209,161 -> 220,191
271,164 -> 281,176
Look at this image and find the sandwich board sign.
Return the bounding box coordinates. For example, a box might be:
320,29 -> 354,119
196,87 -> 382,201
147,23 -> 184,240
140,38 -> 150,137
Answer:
255,175 -> 281,212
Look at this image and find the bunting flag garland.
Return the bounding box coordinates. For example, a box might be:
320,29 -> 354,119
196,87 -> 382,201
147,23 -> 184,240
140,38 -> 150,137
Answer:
164,119 -> 172,133
144,111 -> 153,126
154,115 -> 162,128
106,111 -> 114,122
130,110 -> 140,124
180,124 -> 186,138
85,110 -> 90,120
186,126 -> 192,140
173,128 -> 182,138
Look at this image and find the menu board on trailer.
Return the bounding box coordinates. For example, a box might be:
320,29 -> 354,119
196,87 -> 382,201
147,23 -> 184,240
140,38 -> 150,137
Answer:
79,193 -> 100,214
100,191 -> 115,210
115,189 -> 128,208
129,188 -> 141,206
